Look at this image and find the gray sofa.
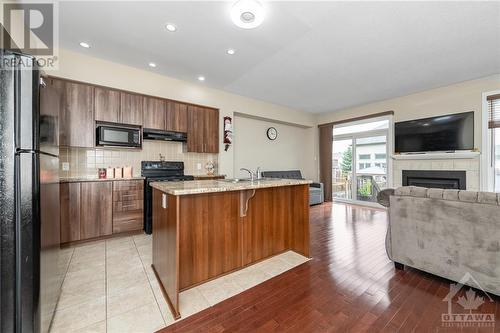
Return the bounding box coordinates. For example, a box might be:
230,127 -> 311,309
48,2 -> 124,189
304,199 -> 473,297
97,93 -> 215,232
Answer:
378,186 -> 500,296
261,170 -> 324,205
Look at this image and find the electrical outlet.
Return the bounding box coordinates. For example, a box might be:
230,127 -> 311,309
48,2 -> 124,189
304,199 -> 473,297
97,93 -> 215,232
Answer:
197,163 -> 202,170
62,162 -> 70,171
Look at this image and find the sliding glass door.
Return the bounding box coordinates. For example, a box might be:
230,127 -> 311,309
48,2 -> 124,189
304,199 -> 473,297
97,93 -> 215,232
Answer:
332,118 -> 391,205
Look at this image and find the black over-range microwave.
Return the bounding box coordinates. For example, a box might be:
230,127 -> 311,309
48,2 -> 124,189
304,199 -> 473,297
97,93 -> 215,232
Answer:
96,124 -> 141,148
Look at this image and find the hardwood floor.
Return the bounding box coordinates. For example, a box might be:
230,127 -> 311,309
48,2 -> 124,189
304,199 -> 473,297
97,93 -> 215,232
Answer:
157,202 -> 499,333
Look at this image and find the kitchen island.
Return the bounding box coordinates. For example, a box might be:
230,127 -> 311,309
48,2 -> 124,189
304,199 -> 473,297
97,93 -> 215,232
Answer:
150,179 -> 311,319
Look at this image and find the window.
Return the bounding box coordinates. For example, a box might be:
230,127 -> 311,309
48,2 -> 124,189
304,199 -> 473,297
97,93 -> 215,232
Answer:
359,163 -> 371,169
375,153 -> 386,159
359,154 -> 371,160
488,94 -> 500,192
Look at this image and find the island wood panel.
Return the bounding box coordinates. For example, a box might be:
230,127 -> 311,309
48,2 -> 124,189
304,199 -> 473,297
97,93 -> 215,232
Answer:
120,92 -> 143,126
166,101 -> 188,133
143,97 -> 166,130
60,182 -> 81,243
290,184 -> 310,257
241,186 -> 292,266
94,87 -> 120,123
59,80 -> 95,148
80,181 -> 113,239
152,189 -> 180,319
178,191 -> 241,289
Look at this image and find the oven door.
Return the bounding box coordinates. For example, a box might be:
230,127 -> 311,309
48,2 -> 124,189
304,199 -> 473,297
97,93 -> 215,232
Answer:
96,125 -> 141,148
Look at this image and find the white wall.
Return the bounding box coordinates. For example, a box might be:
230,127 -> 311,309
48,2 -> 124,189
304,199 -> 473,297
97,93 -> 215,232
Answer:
318,75 -> 500,191
318,75 -> 500,152
52,48 -> 318,179
233,115 -> 316,179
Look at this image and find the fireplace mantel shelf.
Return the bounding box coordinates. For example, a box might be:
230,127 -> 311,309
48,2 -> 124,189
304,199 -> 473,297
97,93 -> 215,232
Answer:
391,151 -> 480,160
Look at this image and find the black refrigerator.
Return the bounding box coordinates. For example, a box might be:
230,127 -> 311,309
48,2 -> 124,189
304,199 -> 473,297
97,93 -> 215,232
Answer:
0,51 -> 62,332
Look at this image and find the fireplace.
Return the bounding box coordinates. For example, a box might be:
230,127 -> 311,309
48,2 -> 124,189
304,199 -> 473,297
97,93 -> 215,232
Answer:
402,170 -> 466,190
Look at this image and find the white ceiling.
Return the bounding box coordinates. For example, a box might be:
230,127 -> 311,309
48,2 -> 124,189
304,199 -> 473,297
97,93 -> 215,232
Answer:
59,1 -> 500,113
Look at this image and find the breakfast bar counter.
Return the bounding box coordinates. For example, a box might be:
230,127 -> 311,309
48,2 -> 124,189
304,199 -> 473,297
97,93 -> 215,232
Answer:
150,179 -> 311,319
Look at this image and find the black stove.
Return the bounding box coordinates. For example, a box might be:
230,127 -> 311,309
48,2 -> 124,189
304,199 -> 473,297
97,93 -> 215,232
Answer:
141,161 -> 194,234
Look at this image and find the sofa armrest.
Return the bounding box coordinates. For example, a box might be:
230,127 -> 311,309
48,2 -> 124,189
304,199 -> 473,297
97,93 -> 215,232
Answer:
310,182 -> 323,189
377,188 -> 394,207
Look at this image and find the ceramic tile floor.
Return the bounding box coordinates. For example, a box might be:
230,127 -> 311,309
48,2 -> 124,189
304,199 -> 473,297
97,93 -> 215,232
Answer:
50,234 -> 310,333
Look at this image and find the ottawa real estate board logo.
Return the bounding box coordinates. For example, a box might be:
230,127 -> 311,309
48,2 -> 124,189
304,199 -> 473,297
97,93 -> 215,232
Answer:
442,273 -> 495,329
1,2 -> 58,69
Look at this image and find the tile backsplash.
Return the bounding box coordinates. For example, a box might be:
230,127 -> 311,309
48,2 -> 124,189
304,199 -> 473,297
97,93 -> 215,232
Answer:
59,141 -> 219,178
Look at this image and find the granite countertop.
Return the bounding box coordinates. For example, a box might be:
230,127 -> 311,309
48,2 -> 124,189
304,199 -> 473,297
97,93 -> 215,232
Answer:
150,179 -> 312,196
60,176 -> 145,183
192,174 -> 226,178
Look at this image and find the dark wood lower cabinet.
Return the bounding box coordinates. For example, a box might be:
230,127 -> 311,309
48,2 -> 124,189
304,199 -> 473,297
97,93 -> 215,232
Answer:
113,180 -> 144,233
60,180 -> 144,244
80,182 -> 113,239
60,182 -> 81,243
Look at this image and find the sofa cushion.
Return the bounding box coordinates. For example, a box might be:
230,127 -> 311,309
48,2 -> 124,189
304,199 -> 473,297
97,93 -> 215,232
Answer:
427,188 -> 444,199
477,192 -> 499,205
261,170 -> 303,179
443,189 -> 459,201
458,190 -> 478,203
395,186 -> 412,196
411,186 -> 428,198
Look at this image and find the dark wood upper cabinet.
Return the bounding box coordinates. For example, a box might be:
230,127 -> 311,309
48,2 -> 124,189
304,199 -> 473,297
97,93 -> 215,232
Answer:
120,93 -> 143,126
187,106 -> 219,153
143,97 -> 166,130
166,101 -> 188,133
204,108 -> 219,153
59,80 -> 95,148
80,181 -> 113,239
187,105 -> 205,152
94,87 -> 120,123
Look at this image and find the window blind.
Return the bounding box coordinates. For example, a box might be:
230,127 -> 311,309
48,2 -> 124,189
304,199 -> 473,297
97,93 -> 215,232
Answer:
488,94 -> 500,129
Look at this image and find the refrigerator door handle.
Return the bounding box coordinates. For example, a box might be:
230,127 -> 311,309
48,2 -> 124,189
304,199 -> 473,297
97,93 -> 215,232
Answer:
16,148 -> 58,158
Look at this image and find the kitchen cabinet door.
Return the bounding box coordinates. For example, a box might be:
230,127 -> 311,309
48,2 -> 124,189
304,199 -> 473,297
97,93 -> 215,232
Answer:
60,182 -> 81,243
59,80 -> 95,147
203,108 -> 219,153
166,101 -> 188,133
94,87 -> 120,123
143,97 -> 166,130
187,105 -> 205,152
80,181 -> 113,239
120,92 -> 143,126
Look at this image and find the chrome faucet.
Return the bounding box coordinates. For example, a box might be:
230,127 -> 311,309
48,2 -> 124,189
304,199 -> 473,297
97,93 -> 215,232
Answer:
240,168 -> 255,181
240,167 -> 263,181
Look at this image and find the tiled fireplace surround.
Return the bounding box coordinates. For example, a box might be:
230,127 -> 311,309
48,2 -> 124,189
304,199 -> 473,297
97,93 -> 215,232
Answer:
392,156 -> 480,191
59,140 -> 219,179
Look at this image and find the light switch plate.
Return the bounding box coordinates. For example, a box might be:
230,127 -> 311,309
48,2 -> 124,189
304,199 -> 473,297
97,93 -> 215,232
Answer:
196,163 -> 202,170
62,162 -> 70,171
162,194 -> 168,209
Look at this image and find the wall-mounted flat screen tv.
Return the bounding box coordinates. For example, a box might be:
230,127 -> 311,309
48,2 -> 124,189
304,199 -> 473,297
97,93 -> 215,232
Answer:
395,111 -> 474,153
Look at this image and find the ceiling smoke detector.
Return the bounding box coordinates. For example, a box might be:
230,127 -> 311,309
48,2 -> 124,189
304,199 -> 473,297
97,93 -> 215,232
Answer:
231,0 -> 265,29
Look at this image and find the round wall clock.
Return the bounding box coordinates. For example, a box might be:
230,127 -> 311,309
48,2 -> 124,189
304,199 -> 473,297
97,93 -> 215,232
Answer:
267,127 -> 278,140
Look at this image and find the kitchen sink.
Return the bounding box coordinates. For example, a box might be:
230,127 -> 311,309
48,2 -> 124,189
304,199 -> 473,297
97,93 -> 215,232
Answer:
219,178 -> 252,183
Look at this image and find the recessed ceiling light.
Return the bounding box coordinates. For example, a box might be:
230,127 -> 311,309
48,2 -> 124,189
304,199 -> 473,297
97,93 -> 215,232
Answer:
148,62 -> 157,68
226,48 -> 236,55
198,76 -> 205,82
230,0 -> 265,29
165,23 -> 177,32
79,42 -> 90,48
